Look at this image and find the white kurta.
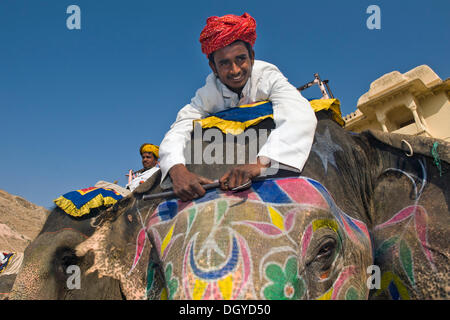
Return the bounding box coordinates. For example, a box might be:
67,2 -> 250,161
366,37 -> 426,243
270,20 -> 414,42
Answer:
159,60 -> 317,182
126,167 -> 160,192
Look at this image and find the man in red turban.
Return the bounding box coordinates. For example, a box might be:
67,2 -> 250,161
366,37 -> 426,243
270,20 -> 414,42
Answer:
159,13 -> 317,201
199,13 -> 257,58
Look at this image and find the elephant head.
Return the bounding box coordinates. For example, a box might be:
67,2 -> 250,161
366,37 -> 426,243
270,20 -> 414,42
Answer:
10,111 -> 450,300
9,205 -> 128,299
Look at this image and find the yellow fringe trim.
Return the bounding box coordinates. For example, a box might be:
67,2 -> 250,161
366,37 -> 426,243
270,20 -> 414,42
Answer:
195,114 -> 273,135
195,98 -> 344,135
310,99 -> 345,127
53,194 -> 119,217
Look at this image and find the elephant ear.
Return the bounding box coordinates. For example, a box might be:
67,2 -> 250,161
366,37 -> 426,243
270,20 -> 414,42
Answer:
367,130 -> 449,299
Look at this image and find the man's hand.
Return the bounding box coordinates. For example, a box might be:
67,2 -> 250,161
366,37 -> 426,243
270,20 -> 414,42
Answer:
219,157 -> 270,191
169,164 -> 214,202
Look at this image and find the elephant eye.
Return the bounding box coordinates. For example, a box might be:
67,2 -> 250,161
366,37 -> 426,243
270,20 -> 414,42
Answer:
54,247 -> 78,275
315,239 -> 336,260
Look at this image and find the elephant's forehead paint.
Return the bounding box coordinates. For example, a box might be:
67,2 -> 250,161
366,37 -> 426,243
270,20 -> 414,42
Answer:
193,188 -> 221,204
142,176 -> 373,300
312,219 -> 339,233
276,178 -> 328,209
306,178 -> 367,241
155,201 -> 178,221
189,237 -> 239,280
301,224 -> 313,259
152,177 -> 330,222
251,180 -> 292,203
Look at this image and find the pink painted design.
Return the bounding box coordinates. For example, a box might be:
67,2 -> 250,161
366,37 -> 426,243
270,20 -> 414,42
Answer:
277,178 -> 328,209
177,200 -> 193,213
375,205 -> 435,269
233,235 -> 252,299
241,221 -> 283,236
414,206 -> 435,269
182,240 -> 193,299
223,188 -> 261,201
340,215 -> 359,245
348,216 -> 372,249
129,228 -> 147,273
301,223 -> 313,259
284,210 -> 296,232
212,282 -> 223,300
375,206 -> 417,230
146,208 -> 162,228
351,218 -> 370,241
331,265 -> 356,300
203,283 -> 212,300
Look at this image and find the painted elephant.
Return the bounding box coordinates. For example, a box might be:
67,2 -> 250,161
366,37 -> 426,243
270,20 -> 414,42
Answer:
10,110 -> 449,300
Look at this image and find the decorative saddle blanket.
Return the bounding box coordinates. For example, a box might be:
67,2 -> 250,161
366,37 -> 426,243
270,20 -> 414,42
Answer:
0,252 -> 14,274
53,187 -> 123,217
194,99 -> 344,135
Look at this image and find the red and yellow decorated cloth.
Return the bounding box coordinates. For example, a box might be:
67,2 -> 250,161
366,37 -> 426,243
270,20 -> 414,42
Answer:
199,12 -> 257,57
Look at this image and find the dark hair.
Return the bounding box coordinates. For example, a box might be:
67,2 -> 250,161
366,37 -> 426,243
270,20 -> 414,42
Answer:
208,40 -> 253,67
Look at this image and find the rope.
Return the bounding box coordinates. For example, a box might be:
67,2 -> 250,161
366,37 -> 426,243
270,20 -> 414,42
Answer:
431,142 -> 443,177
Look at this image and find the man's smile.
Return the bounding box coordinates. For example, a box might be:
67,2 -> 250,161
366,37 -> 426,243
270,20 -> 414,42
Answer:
227,72 -> 247,86
229,74 -> 244,81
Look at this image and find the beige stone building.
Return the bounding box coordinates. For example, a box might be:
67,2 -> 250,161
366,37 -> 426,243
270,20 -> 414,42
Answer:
344,65 -> 450,142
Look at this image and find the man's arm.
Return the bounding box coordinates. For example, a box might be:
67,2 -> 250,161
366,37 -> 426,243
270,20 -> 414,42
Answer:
159,73 -> 220,182
159,103 -> 205,182
159,84 -> 218,201
257,69 -> 317,172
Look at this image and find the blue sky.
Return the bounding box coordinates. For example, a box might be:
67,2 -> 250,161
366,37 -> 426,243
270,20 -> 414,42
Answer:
0,0 -> 449,208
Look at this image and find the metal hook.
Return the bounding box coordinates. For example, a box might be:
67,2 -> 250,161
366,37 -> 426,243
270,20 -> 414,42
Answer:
401,139 -> 414,157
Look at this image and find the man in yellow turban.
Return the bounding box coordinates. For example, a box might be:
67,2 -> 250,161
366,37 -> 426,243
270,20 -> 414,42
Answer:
126,143 -> 160,191
139,143 -> 159,170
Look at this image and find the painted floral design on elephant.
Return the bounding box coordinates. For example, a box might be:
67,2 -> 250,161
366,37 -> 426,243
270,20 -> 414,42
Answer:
132,177 -> 372,300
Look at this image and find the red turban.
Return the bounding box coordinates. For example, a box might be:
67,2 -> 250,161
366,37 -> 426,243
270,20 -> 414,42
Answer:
199,13 -> 257,57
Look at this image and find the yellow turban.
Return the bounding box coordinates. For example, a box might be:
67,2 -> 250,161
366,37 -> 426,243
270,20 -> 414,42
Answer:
139,143 -> 159,159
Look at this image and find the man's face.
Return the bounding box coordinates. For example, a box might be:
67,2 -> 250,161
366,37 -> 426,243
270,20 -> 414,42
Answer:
141,152 -> 157,169
209,41 -> 255,94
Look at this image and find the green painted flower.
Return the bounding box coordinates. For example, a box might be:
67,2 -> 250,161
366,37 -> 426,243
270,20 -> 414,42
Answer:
263,257 -> 305,300
345,286 -> 360,300
164,263 -> 179,300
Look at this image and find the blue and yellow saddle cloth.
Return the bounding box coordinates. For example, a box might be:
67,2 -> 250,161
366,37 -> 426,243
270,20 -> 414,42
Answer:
53,187 -> 123,217
194,98 -> 344,135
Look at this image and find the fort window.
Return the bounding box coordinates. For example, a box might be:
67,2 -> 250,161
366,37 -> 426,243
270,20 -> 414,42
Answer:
386,105 -> 415,131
